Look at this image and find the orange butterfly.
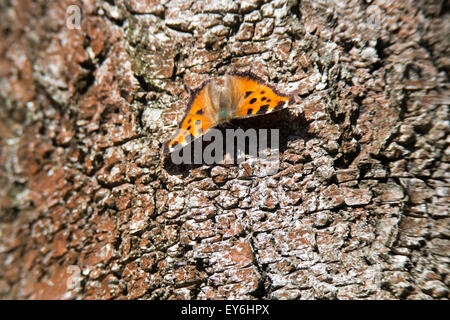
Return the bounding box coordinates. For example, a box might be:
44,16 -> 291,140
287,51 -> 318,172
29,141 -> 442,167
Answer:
163,71 -> 294,154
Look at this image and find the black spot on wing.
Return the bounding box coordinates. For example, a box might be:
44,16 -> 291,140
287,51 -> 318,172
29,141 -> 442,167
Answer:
247,108 -> 253,115
245,91 -> 253,98
257,104 -> 270,114
261,97 -> 266,101
187,126 -> 191,130
196,109 -> 203,115
249,98 -> 257,104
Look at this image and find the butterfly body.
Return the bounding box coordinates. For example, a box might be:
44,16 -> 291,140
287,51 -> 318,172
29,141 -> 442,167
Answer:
164,71 -> 294,154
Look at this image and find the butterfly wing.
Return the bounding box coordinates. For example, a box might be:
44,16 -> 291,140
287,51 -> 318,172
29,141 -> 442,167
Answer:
164,84 -> 214,154
164,72 -> 293,155
228,73 -> 293,118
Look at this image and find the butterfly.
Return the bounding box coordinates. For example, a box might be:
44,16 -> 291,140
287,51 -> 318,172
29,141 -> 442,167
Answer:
163,71 -> 294,155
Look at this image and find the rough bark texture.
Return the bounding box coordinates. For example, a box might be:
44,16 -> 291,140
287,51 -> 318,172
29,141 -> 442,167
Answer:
0,0 -> 449,300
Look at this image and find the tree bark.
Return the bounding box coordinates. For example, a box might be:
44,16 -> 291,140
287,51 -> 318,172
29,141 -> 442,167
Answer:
0,0 -> 448,299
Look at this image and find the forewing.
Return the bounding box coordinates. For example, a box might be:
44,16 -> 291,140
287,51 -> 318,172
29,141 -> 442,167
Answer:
229,75 -> 292,118
164,87 -> 214,154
